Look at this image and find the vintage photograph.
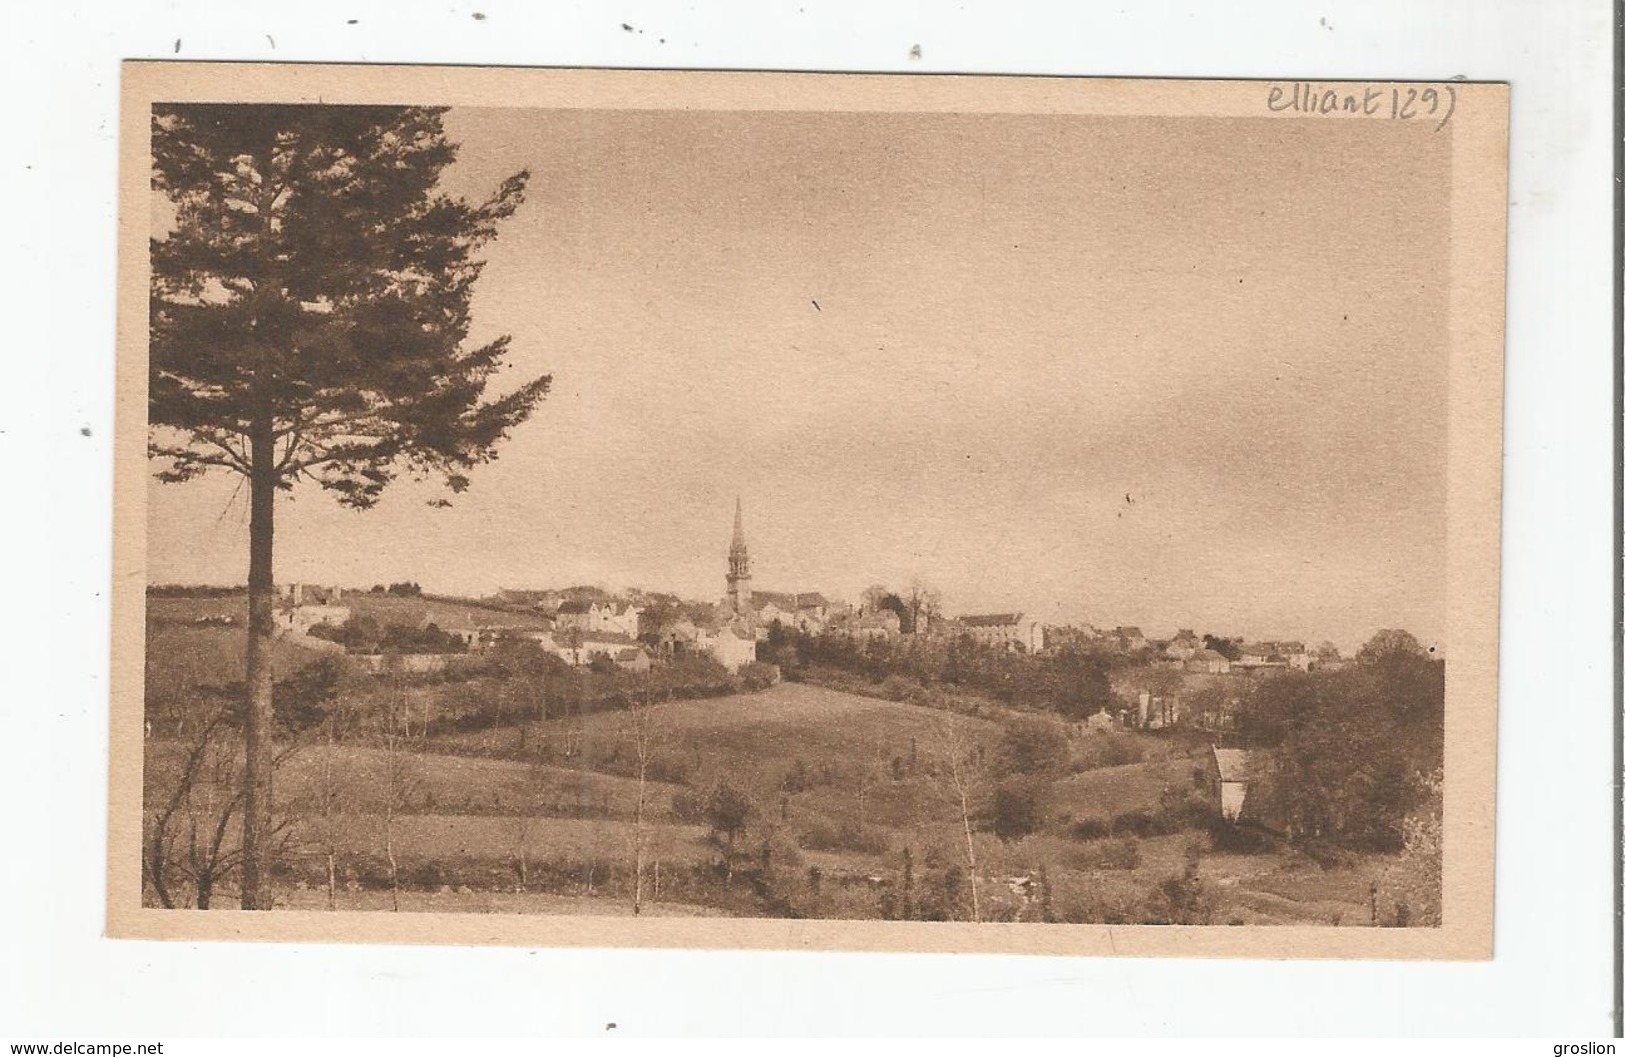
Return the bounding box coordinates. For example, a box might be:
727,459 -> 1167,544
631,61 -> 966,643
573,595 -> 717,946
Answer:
113,66 -> 1506,956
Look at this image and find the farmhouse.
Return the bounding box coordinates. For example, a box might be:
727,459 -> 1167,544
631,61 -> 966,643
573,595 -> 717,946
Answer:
1185,647 -> 1232,674
959,612 -> 1046,652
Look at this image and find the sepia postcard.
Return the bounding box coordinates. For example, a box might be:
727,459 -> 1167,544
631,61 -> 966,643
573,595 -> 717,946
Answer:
111,63 -> 1508,958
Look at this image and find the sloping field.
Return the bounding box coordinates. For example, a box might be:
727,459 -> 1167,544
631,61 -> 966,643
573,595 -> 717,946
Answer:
1049,754 -> 1203,823
276,742 -> 685,819
144,622 -> 330,699
342,593 -> 544,629
145,738 -> 685,821
303,813 -> 709,865
433,681 -> 1003,776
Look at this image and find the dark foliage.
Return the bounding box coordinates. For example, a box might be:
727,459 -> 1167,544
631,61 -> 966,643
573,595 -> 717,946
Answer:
1236,631 -> 1444,852
990,776 -> 1047,842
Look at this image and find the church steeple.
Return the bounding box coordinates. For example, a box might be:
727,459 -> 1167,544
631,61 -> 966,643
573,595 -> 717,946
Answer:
726,497 -> 752,615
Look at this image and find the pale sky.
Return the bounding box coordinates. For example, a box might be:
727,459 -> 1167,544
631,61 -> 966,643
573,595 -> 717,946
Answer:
148,108 -> 1451,652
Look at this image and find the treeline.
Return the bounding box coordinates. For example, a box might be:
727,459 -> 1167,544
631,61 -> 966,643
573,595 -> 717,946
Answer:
1233,630 -> 1444,854
431,642 -> 778,738
147,583 -> 244,598
306,614 -> 468,655
762,624 -> 1118,719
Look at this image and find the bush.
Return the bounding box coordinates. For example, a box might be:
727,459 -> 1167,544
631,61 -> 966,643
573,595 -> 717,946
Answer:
1110,809 -> 1160,837
991,777 -> 1048,841
409,860 -> 446,889
1070,816 -> 1110,841
735,662 -> 780,692
999,716 -> 1070,775
1209,821 -> 1277,853
1068,836 -> 1141,871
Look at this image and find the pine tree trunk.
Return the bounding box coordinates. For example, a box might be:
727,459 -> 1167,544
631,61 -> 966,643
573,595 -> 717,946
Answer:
240,416 -> 277,910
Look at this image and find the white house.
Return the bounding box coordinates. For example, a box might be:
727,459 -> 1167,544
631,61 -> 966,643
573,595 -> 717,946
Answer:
1210,746 -> 1256,821
698,625 -> 758,672
959,612 -> 1046,652
555,600 -> 643,639
277,603 -> 350,636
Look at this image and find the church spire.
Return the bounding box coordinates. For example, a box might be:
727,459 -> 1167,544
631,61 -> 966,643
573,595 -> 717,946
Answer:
726,497 -> 752,615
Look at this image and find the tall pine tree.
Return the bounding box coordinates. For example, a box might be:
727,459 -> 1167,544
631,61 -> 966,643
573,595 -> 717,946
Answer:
149,105 -> 550,908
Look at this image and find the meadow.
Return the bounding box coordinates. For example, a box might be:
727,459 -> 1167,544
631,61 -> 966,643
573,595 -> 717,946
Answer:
140,612 -> 1393,924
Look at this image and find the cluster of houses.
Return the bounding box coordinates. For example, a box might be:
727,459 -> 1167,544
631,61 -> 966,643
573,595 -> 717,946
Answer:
269,501 -> 1338,686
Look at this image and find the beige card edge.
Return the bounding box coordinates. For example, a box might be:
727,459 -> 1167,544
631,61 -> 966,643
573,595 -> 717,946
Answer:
108,63 -> 1508,960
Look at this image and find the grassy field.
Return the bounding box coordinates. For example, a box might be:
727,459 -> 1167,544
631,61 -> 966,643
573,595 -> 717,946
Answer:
142,632 -> 1395,924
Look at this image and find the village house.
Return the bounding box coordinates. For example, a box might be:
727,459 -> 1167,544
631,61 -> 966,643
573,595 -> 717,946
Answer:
1111,626 -> 1148,653
1082,706 -> 1117,733
959,612 -> 1046,652
1232,640 -> 1312,671
275,600 -> 351,638
696,624 -> 759,672
555,599 -> 644,639
279,582 -> 344,606
1163,629 -> 1201,661
750,590 -> 833,632
1184,647 -> 1232,674
834,608 -> 903,642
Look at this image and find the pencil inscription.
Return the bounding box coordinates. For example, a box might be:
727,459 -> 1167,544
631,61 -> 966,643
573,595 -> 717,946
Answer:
1267,82 -> 1457,131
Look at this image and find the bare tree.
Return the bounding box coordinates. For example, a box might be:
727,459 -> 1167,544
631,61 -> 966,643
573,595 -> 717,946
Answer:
932,708 -> 985,922
315,707 -> 352,911
906,578 -> 943,635
379,664 -> 420,912
621,674 -> 666,916
145,698 -> 299,909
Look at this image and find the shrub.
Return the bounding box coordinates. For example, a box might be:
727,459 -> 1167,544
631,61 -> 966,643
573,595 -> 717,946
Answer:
1209,821 -> 1277,853
735,662 -> 780,692
409,860 -> 446,889
1110,809 -> 1160,837
991,777 -> 1048,841
1068,836 -> 1141,871
1070,816 -> 1110,841
1148,870 -> 1214,925
1000,716 -> 1070,775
